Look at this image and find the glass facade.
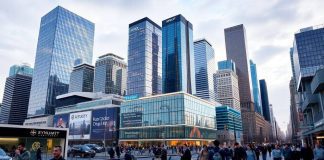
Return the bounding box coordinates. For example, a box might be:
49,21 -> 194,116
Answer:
215,106 -> 243,131
94,53 -> 127,96
218,60 -> 236,73
9,64 -> 33,77
69,64 -> 94,92
259,79 -> 271,122
194,39 -> 216,102
249,60 -> 262,115
120,92 -> 217,141
127,17 -> 162,98
293,26 -> 324,87
162,15 -> 196,94
28,6 -> 94,117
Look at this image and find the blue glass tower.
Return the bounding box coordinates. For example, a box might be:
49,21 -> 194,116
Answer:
218,60 -> 236,73
194,39 -> 216,101
28,6 -> 95,117
9,63 -> 33,77
259,79 -> 271,122
250,60 -> 262,115
127,17 -> 162,98
162,14 -> 196,94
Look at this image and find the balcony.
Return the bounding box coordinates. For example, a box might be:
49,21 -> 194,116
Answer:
301,93 -> 318,111
311,68 -> 324,94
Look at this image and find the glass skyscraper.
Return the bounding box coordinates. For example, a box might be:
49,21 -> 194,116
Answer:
162,14 -> 196,94
28,6 -> 94,117
9,63 -> 33,77
127,17 -> 162,98
218,60 -> 236,73
69,63 -> 94,93
94,53 -> 127,96
259,79 -> 271,122
0,65 -> 33,125
250,60 -> 262,115
194,39 -> 216,102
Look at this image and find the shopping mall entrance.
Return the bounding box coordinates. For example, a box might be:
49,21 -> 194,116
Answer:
0,124 -> 68,159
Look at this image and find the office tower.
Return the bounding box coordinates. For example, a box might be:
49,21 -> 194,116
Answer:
162,14 -> 196,94
28,6 -> 94,117
225,24 -> 270,143
218,59 -> 236,73
9,63 -> 33,77
68,63 -> 94,92
292,25 -> 324,145
0,65 -> 33,125
94,53 -> 127,96
289,78 -> 300,143
250,60 -> 262,115
127,17 -> 162,98
259,79 -> 271,122
194,39 -> 216,101
214,65 -> 240,111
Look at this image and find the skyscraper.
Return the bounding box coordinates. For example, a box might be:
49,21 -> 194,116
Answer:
162,14 -> 196,94
69,63 -> 94,93
225,24 -> 270,143
127,17 -> 162,98
259,79 -> 271,122
9,63 -> 33,77
94,53 -> 127,96
194,39 -> 216,101
250,60 -> 262,115
214,68 -> 240,111
28,6 -> 94,117
0,64 -> 33,125
218,60 -> 236,73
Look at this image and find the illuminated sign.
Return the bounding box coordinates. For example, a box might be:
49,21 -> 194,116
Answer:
166,17 -> 176,23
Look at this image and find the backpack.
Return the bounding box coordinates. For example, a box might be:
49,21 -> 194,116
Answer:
209,147 -> 221,160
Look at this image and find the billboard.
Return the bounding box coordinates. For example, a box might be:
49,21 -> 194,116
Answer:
91,108 -> 118,139
53,114 -> 69,128
121,112 -> 142,127
69,111 -> 91,139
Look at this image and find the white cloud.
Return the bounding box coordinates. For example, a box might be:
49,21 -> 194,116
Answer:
0,0 -> 324,132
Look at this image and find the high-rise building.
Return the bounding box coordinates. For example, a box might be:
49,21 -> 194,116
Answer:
291,25 -> 324,145
28,6 -> 94,117
194,39 -> 216,101
218,60 -> 236,73
94,53 -> 127,96
259,79 -> 271,122
289,77 -> 300,143
68,63 -> 94,93
127,17 -> 162,98
225,24 -> 268,143
9,63 -> 33,77
162,14 -> 196,94
250,60 -> 262,115
214,68 -> 240,111
0,65 -> 33,125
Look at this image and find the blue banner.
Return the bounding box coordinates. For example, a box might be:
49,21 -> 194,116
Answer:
91,108 -> 117,139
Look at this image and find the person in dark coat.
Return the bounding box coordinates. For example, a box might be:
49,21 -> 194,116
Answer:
160,145 -> 168,160
181,144 -> 192,160
36,146 -> 42,160
233,142 -> 247,160
301,144 -> 314,160
115,145 -> 121,158
108,147 -> 115,159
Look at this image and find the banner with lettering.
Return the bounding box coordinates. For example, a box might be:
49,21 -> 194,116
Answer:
69,111 -> 91,139
91,108 -> 117,139
53,113 -> 69,128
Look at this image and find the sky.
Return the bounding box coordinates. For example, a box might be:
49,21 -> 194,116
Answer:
0,0 -> 323,132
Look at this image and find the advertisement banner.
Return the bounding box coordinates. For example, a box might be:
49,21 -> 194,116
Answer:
69,111 -> 91,139
53,114 -> 69,128
91,108 -> 117,139
121,112 -> 142,127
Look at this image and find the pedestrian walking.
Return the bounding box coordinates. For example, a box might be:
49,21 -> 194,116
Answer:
246,145 -> 257,160
282,144 -> 292,160
49,146 -> 65,160
181,144 -> 192,160
233,142 -> 247,160
199,145 -> 209,160
15,143 -> 31,160
271,144 -> 282,160
301,144 -> 314,160
314,143 -> 324,160
108,147 -> 115,159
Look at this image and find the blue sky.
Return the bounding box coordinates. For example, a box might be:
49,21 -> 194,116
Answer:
0,0 -> 323,131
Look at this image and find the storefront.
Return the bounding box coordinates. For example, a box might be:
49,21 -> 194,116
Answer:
0,124 -> 68,159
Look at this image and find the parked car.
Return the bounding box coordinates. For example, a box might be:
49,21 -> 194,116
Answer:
0,148 -> 12,160
68,145 -> 96,158
85,144 -> 105,153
